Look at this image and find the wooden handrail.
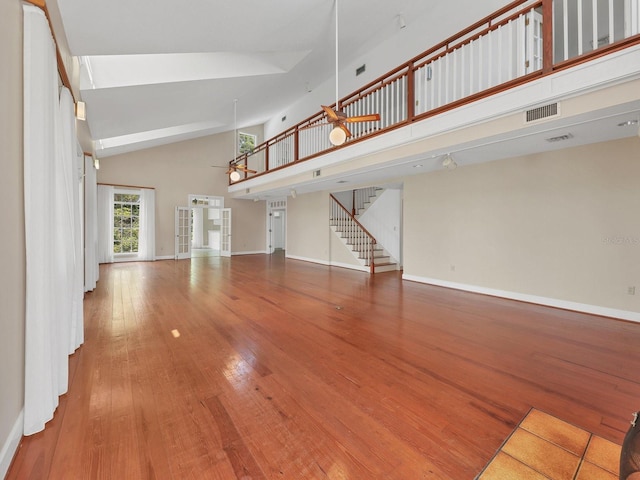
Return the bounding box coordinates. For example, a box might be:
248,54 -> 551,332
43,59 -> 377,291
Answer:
230,0 -> 640,184
330,194 -> 376,274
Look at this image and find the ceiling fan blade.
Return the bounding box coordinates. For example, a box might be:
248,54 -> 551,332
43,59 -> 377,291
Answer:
321,105 -> 340,122
339,123 -> 352,138
236,164 -> 258,174
345,113 -> 380,123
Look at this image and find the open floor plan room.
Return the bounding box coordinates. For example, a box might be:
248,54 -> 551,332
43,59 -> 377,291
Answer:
7,255 -> 640,479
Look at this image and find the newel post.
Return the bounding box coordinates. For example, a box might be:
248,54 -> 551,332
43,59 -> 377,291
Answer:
542,0 -> 553,73
406,61 -> 415,123
370,241 -> 375,274
352,190 -> 356,216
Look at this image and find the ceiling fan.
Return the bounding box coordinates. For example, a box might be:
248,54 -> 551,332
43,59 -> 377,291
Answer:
321,105 -> 380,145
320,0 -> 380,146
227,163 -> 256,177
212,163 -> 257,181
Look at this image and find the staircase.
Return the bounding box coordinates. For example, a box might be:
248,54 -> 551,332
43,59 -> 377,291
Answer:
352,186 -> 384,217
330,193 -> 398,274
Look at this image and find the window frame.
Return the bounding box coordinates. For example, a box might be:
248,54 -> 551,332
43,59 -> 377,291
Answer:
113,188 -> 141,256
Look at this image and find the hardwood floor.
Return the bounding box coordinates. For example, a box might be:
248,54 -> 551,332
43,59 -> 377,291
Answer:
7,254 -> 640,479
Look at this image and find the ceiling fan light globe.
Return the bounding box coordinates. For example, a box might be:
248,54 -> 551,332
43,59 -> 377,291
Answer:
329,126 -> 347,146
229,170 -> 241,182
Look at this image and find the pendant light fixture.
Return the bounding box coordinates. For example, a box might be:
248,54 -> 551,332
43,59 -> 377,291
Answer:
229,99 -> 241,181
329,0 -> 346,146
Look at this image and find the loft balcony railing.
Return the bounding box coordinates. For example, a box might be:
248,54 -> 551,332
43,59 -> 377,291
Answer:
230,0 -> 640,184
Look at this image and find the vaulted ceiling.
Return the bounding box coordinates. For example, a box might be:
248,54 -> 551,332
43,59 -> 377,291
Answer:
51,0 -> 458,157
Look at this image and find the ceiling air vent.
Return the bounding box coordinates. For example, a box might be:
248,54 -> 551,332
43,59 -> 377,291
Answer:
545,133 -> 573,143
245,188 -> 250,194
525,103 -> 559,123
313,169 -> 321,178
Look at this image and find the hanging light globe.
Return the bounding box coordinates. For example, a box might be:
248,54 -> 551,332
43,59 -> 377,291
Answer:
329,126 -> 347,146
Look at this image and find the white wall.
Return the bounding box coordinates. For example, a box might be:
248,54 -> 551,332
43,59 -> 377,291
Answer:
0,0 -> 26,475
285,137 -> 640,318
97,126 -> 266,258
359,188 -> 402,264
403,137 -> 640,319
286,192 -> 330,263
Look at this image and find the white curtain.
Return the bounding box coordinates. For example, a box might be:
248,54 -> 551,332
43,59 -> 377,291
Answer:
84,155 -> 99,290
23,5 -> 84,436
59,90 -> 84,352
97,184 -> 114,263
138,188 -> 156,261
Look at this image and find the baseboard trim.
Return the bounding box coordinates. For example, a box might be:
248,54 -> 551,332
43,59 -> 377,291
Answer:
286,254 -> 330,266
0,409 -> 23,479
154,255 -> 174,261
285,255 -> 369,273
402,274 -> 640,323
231,250 -> 267,256
328,261 -> 369,273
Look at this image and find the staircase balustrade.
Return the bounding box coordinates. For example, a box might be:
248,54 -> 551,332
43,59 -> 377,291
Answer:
330,194 -> 377,274
230,0 -> 640,183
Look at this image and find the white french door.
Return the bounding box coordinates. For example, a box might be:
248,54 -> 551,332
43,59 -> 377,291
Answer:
175,206 -> 191,259
220,208 -> 232,257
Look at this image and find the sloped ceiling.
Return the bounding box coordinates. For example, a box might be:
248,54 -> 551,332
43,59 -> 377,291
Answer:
51,0 -> 444,157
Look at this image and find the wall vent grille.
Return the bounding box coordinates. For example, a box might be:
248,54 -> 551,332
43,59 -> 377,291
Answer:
545,133 -> 573,143
525,103 -> 559,123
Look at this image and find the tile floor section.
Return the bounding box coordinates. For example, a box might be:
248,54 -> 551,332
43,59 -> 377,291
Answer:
477,408 -> 621,480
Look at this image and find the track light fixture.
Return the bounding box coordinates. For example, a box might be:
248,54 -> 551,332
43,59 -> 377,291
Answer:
442,153 -> 457,170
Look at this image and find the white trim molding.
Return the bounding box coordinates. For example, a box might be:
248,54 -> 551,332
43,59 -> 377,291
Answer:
231,250 -> 268,256
286,254 -> 330,266
0,409 -> 23,479
403,274 -> 640,323
286,254 -> 370,273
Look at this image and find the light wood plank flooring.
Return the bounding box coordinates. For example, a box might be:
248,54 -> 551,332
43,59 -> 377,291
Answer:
7,254 -> 640,479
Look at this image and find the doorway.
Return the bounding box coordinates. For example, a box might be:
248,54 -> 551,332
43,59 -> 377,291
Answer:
191,206 -> 220,257
267,199 -> 287,254
175,195 -> 230,259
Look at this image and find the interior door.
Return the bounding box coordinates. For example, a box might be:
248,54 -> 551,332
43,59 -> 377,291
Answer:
220,208 -> 232,257
273,209 -> 285,250
175,206 -> 191,259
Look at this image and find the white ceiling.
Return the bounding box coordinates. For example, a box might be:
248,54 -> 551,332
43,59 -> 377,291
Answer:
51,0 -> 447,157
50,0 -> 640,192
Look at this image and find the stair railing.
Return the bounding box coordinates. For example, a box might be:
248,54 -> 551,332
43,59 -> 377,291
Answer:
353,187 -> 378,216
229,0 -> 640,184
330,194 -> 377,274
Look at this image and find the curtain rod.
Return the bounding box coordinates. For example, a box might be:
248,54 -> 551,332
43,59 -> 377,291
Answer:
98,183 -> 156,190
25,0 -> 75,103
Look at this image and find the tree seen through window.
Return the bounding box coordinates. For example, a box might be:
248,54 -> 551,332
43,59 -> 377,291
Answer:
238,132 -> 256,155
113,193 -> 140,253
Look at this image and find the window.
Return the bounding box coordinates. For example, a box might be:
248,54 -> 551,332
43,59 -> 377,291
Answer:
113,192 -> 140,254
238,132 -> 256,154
